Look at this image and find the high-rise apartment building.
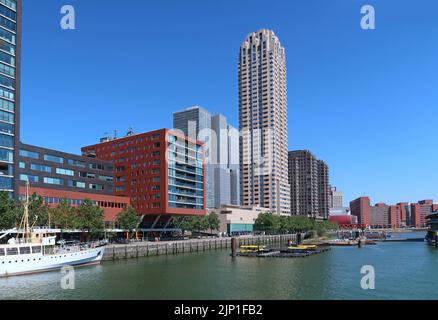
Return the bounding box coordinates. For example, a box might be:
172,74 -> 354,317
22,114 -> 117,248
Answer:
173,106 -> 240,209
239,29 -> 290,215
0,0 -> 21,198
288,150 -> 330,218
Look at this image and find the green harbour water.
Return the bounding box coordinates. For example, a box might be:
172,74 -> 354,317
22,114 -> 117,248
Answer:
1,232 -> 437,300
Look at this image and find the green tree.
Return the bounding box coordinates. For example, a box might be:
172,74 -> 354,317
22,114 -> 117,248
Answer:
254,212 -> 280,234
172,216 -> 193,233
76,199 -> 104,235
116,206 -> 141,237
28,193 -> 50,227
192,216 -> 209,234
0,191 -> 17,229
50,199 -> 76,230
207,212 -> 220,234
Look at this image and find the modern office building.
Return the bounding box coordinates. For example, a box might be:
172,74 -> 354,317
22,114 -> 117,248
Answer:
239,29 -> 290,215
82,128 -> 207,231
0,0 -> 22,198
288,150 -> 330,218
173,106 -> 240,209
349,197 -> 433,228
18,142 -> 129,224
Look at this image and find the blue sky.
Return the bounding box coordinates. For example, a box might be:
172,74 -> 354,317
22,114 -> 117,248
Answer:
20,0 -> 438,205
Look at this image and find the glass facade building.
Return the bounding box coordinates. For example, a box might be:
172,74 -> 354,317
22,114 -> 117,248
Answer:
0,0 -> 20,198
167,133 -> 204,210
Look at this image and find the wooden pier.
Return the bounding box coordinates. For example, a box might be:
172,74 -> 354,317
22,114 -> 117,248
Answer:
102,234 -> 301,261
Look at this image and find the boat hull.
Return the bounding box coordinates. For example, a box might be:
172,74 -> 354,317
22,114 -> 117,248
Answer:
0,246 -> 105,278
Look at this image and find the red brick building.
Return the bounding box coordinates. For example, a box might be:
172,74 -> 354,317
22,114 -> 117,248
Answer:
350,197 -> 438,228
411,200 -> 438,228
350,197 -> 370,226
82,128 -> 207,230
20,186 -> 130,225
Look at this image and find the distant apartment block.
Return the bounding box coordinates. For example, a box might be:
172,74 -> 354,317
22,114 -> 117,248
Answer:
329,186 -> 344,208
239,29 -> 290,215
288,150 -> 330,218
350,197 -> 434,228
18,142 -> 129,225
411,200 -> 438,228
82,128 -> 207,231
173,106 -> 240,209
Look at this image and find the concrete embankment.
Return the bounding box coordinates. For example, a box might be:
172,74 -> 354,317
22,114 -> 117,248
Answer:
103,234 -> 301,261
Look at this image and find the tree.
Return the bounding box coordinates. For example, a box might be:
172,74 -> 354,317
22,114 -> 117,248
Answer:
28,193 -> 50,227
254,212 -> 280,234
192,216 -> 209,234
50,199 -> 76,230
116,206 -> 141,238
207,212 -> 220,234
76,199 -> 104,235
0,191 -> 16,230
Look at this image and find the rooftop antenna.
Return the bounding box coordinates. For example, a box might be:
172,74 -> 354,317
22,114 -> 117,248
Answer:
127,126 -> 134,136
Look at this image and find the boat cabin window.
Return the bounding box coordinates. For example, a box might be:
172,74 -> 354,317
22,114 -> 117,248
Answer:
19,247 -> 31,255
32,246 -> 42,254
6,247 -> 18,256
0,248 -> 4,256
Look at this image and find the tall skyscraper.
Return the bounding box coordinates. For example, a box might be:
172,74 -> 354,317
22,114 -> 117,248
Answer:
0,0 -> 21,198
288,150 -> 330,218
239,29 -> 290,215
173,106 -> 240,209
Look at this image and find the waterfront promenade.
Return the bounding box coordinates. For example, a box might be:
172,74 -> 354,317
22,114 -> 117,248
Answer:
103,234 -> 301,261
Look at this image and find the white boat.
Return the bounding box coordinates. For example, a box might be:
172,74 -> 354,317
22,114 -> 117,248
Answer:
0,182 -> 106,278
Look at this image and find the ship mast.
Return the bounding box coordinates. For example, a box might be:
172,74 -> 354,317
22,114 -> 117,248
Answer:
16,180 -> 31,243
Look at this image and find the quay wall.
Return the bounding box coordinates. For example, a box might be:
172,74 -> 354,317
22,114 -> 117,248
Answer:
102,234 -> 301,261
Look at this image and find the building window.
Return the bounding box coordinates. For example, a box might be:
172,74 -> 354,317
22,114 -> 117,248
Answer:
89,163 -> 104,170
18,161 -> 24,169
44,177 -> 64,186
89,183 -> 103,191
20,174 -> 39,183
67,159 -> 85,168
68,180 -> 86,189
19,149 -> 39,159
56,168 -> 74,176
30,164 -> 52,173
44,154 -> 64,164
99,175 -> 113,182
0,121 -> 13,134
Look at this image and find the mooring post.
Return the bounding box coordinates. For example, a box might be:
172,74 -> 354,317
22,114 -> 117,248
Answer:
231,237 -> 237,257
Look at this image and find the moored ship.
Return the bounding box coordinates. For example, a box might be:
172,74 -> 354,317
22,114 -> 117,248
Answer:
425,212 -> 438,246
0,183 -> 106,278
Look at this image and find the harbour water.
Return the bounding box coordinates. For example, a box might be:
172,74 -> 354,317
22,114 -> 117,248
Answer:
1,232 -> 437,300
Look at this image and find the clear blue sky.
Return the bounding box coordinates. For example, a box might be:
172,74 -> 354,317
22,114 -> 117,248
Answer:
20,0 -> 438,205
